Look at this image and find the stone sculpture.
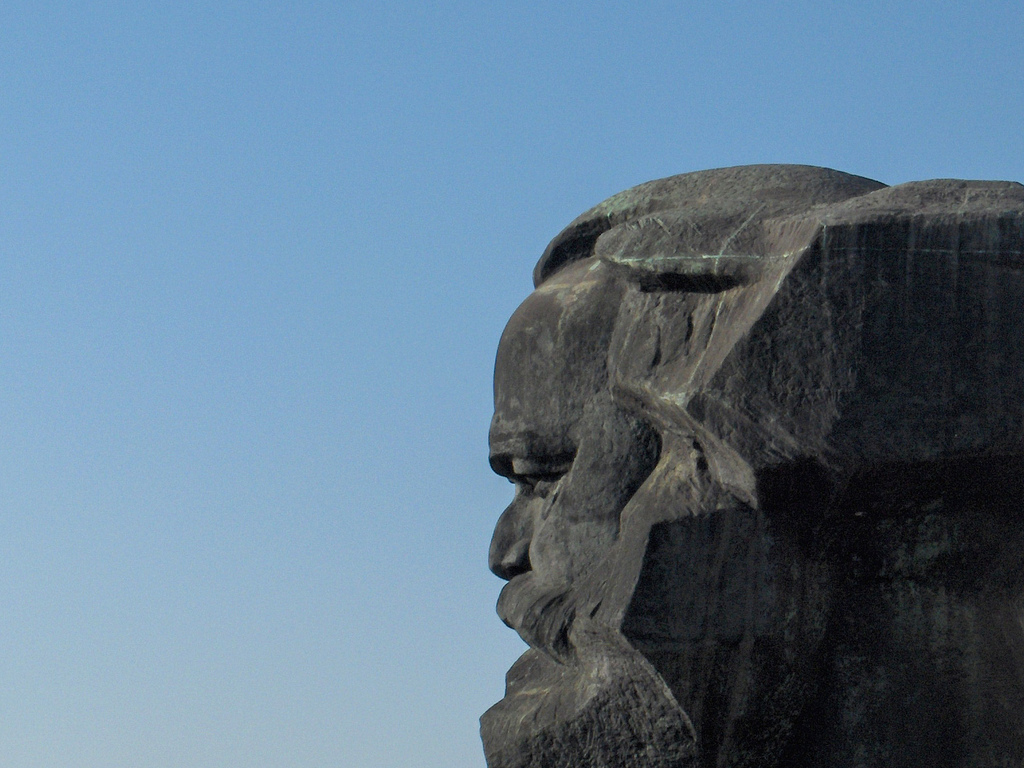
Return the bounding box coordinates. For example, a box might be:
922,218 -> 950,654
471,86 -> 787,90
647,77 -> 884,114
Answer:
481,165 -> 1024,768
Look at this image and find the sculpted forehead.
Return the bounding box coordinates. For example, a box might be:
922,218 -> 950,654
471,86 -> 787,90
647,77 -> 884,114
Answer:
490,260 -> 624,461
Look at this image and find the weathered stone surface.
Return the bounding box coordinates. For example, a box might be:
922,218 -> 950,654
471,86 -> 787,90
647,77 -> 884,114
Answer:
482,165 -> 1024,767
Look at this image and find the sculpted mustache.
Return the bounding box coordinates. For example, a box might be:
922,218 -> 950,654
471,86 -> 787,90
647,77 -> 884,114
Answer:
496,576 -> 578,665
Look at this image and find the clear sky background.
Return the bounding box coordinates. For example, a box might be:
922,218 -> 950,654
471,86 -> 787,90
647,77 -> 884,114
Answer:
0,2 -> 1021,767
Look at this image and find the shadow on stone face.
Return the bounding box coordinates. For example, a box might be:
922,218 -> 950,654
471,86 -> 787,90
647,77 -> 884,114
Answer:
483,165 -> 1024,768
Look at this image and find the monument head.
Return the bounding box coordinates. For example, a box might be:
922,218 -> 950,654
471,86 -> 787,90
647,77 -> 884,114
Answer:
483,165 -> 1024,768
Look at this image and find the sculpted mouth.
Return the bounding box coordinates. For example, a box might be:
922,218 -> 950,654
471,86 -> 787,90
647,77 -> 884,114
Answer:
497,572 -> 578,664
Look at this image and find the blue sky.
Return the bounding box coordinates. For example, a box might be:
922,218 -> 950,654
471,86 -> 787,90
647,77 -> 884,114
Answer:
0,2 -> 1021,767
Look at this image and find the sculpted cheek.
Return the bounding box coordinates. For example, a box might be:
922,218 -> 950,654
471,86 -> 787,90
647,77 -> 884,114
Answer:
528,492 -> 620,588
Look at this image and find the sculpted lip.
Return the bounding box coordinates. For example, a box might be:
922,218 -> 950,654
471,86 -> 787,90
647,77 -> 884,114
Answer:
497,572 -> 578,664
495,572 -> 533,630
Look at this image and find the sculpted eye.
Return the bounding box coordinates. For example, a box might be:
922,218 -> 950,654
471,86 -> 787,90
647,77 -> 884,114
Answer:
510,456 -> 573,490
490,450 -> 575,487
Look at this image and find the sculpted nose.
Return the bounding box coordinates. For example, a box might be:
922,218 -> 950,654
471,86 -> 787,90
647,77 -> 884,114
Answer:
489,497 -> 533,580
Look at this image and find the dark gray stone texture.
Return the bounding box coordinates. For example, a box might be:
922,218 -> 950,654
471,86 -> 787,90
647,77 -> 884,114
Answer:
482,165 -> 1024,768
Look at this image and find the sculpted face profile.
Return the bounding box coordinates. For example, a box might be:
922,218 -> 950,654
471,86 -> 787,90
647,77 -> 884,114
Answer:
481,165 -> 1024,768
